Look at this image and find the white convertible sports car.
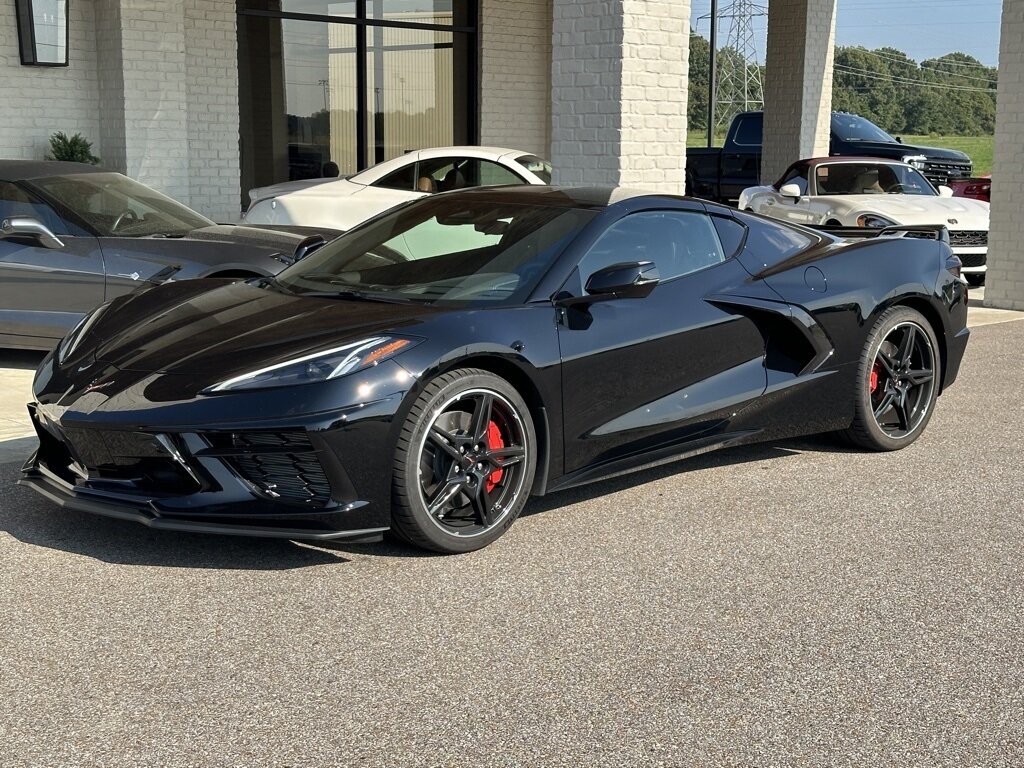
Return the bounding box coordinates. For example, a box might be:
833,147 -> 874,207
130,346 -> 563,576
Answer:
739,157 -> 990,284
243,146 -> 551,231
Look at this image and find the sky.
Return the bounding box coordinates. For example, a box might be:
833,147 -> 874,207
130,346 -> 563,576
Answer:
689,0 -> 1003,67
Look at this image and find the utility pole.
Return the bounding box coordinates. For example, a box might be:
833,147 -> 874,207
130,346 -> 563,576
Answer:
708,0 -> 718,147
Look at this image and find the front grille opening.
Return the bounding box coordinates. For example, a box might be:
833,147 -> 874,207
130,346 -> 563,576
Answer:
208,431 -> 334,506
957,253 -> 987,268
948,231 -> 988,248
33,420 -> 203,497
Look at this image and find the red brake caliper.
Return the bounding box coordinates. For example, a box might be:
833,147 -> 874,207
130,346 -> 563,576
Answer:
870,363 -> 881,394
486,421 -> 504,492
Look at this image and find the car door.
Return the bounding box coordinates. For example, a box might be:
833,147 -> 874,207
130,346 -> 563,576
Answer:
0,181 -> 104,345
762,166 -> 817,225
556,209 -> 769,476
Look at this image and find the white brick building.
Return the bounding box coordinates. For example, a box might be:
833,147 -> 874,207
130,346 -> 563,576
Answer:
2,0 -> 1022,306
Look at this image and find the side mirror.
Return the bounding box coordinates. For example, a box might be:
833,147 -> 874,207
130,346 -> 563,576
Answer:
585,261 -> 660,300
0,217 -> 64,249
938,185 -> 954,198
779,183 -> 802,200
896,136 -> 903,144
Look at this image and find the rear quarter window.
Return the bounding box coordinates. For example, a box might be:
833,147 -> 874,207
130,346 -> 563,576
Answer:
734,211 -> 818,272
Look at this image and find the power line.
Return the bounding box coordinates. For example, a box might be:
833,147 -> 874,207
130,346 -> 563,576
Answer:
841,47 -> 997,83
833,64 -> 997,93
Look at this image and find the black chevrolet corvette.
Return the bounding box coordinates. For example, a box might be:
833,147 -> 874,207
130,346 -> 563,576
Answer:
21,187 -> 969,553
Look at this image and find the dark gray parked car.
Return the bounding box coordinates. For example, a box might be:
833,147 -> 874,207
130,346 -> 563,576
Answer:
0,161 -> 339,350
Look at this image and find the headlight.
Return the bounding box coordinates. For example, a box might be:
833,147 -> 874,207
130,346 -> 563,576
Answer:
857,214 -> 898,228
902,154 -> 927,170
203,336 -> 419,393
57,303 -> 108,366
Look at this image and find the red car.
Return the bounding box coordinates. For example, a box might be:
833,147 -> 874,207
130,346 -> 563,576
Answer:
950,175 -> 991,202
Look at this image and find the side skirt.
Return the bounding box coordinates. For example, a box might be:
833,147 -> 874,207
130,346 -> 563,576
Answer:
542,428 -> 761,494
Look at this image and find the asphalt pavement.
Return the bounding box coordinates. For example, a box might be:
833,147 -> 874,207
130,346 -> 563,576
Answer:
1,317 -> 1023,767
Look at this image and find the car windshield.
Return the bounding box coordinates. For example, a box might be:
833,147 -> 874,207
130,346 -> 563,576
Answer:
31,172 -> 214,237
830,114 -> 898,143
274,197 -> 595,305
515,155 -> 553,184
815,163 -> 936,196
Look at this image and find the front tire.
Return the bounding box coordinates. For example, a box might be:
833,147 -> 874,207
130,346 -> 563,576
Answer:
391,368 -> 537,553
843,306 -> 940,451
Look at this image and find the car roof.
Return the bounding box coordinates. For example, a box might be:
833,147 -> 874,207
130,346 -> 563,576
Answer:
350,146 -> 542,184
0,160 -> 109,183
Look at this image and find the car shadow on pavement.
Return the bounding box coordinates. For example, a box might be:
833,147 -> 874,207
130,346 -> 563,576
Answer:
0,461 -> 352,570
0,434 -> 850,567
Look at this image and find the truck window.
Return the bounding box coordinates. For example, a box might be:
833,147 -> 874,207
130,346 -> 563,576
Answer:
731,115 -> 763,147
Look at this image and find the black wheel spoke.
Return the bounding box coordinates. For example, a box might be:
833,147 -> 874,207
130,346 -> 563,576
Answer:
893,395 -> 911,431
876,349 -> 898,378
486,446 -> 525,469
906,368 -> 934,386
470,486 -> 494,527
468,393 -> 494,444
897,325 -> 916,368
873,391 -> 896,420
427,479 -> 464,518
427,425 -> 463,462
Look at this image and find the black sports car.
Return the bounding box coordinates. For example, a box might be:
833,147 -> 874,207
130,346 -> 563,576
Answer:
21,187 -> 970,553
0,160 -> 338,350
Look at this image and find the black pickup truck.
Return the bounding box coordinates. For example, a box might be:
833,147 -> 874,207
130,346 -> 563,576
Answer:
687,111 -> 974,205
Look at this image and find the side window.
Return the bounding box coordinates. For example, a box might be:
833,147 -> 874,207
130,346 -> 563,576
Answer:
711,215 -> 747,259
417,157 -> 458,193
579,211 -> 727,285
731,115 -> 763,147
735,211 -> 817,262
0,182 -> 68,235
374,164 -> 417,192
464,159 -> 525,187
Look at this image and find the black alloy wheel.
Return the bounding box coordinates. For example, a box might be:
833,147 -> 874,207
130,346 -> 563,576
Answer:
845,306 -> 941,451
392,369 -> 537,553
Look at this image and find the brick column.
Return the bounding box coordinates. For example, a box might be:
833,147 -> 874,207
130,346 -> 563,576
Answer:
479,0 -> 552,157
550,0 -> 691,191
94,0 -> 241,221
761,0 -> 837,184
985,1 -> 1024,309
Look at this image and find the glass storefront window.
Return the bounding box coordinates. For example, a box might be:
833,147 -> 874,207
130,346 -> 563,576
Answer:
238,0 -> 476,208
366,1 -> 454,22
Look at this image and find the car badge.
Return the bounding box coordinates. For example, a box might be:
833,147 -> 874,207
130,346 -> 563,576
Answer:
82,379 -> 112,394
947,219 -> 958,226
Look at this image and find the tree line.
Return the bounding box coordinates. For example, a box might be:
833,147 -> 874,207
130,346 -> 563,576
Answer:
688,32 -> 999,136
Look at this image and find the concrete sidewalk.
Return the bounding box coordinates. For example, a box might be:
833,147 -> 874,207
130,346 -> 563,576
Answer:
0,350 -> 41,455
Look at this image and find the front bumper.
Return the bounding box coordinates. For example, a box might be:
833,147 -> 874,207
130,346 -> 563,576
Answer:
20,460 -> 385,541
20,391 -> 401,540
951,245 -> 987,275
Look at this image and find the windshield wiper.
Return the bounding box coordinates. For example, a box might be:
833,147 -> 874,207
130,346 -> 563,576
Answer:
296,288 -> 417,304
146,232 -> 188,239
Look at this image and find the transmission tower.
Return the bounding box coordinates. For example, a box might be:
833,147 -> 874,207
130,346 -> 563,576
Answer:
707,1 -> 767,132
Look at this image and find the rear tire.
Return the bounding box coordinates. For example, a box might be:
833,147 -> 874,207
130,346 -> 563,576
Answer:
843,306 -> 940,452
391,368 -> 537,553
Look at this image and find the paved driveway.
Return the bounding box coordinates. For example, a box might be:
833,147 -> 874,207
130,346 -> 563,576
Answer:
1,318 -> 1022,767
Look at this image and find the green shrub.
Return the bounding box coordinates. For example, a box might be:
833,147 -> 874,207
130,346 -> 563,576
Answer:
46,132 -> 100,165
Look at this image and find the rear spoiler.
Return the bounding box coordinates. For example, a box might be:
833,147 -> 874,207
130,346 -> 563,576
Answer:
815,224 -> 951,244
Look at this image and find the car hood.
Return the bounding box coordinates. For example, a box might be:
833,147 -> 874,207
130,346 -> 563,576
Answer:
841,141 -> 971,163
78,279 -> 444,379
827,195 -> 989,226
179,224 -> 317,253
